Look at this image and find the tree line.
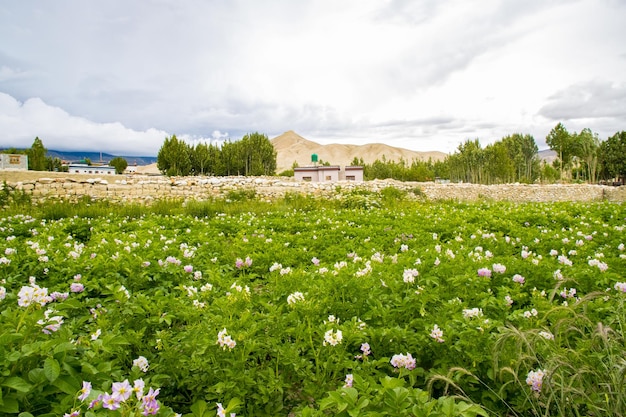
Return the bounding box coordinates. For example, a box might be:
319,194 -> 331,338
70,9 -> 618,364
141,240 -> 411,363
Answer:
156,132 -> 276,176
357,125 -> 625,184
1,137 -> 129,174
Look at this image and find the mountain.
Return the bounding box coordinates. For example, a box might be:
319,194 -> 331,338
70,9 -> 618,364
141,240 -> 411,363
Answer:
538,149 -> 557,164
271,131 -> 448,173
0,149 -> 158,166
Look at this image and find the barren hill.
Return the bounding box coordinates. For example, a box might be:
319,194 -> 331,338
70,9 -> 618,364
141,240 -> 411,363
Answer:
272,131 -> 447,173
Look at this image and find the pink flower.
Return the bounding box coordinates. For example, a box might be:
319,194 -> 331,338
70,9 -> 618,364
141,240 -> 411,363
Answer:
70,283 -> 85,293
526,369 -> 546,393
311,257 -> 320,266
235,258 -> 244,269
112,379 -> 132,401
390,353 -> 416,370
344,374 -> 354,388
101,393 -> 121,410
78,381 -> 92,401
184,265 -> 193,273
512,274 -> 525,284
477,268 -> 491,278
430,324 -> 445,342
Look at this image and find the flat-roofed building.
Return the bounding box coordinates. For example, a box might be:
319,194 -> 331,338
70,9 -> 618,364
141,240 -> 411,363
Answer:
0,154 -> 28,170
68,164 -> 116,175
294,165 -> 363,182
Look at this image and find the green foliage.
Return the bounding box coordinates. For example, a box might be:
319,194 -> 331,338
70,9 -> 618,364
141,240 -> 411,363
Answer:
157,135 -> 192,176
63,220 -> 92,243
315,376 -> 488,416
109,156 -> 129,175
546,123 -> 574,181
157,132 -> 277,177
362,157 -> 435,182
26,137 -> 47,171
225,188 -> 257,202
447,135 -> 540,184
599,131 -> 626,183
0,181 -> 32,208
1,200 -> 625,416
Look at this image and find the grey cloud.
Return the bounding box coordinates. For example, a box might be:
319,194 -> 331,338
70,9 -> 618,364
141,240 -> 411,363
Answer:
539,80 -> 626,120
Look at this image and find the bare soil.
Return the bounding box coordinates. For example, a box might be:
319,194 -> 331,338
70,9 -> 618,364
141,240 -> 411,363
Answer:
0,170 -> 116,183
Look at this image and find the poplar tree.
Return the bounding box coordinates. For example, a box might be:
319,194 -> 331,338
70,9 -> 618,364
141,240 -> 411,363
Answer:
27,137 -> 47,171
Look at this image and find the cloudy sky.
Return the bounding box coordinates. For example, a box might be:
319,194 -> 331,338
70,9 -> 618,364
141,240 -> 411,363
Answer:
1,0 -> 625,156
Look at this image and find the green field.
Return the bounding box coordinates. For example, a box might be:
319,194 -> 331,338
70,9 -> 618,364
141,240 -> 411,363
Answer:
1,190 -> 625,416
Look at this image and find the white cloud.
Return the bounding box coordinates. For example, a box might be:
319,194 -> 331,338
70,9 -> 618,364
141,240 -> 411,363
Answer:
0,93 -> 168,155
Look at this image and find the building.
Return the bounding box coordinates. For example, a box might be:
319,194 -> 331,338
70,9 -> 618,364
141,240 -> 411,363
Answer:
68,164 -> 116,175
0,154 -> 28,170
294,165 -> 363,182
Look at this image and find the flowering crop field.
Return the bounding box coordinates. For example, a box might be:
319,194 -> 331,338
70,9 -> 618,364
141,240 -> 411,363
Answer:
1,196 -> 625,416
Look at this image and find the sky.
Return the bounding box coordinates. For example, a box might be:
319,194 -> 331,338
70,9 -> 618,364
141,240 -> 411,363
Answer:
1,0 -> 625,156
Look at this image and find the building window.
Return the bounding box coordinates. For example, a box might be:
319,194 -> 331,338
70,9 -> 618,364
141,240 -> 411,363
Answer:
325,176 -> 332,181
346,175 -> 355,181
303,176 -> 312,182
9,155 -> 20,164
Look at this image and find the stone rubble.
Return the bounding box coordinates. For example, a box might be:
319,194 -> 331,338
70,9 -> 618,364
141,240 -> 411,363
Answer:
3,175 -> 626,203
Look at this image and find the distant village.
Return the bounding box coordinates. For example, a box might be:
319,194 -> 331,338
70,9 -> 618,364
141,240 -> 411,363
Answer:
0,153 -> 138,175
0,152 -> 365,182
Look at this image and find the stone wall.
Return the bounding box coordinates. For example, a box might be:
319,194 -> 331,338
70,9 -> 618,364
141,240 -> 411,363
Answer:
4,175 -> 626,203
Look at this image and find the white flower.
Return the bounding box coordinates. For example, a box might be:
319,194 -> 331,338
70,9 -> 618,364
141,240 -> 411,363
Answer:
133,356 -> 150,372
287,292 -> 304,305
462,308 -> 483,319
18,284 -> 51,307
323,329 -> 343,346
402,268 -> 419,283
216,328 -> 236,350
430,324 -> 444,342
538,331 -> 554,340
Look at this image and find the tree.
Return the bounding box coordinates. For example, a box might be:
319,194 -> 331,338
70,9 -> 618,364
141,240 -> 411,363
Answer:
191,143 -> 211,175
546,123 -> 573,181
599,131 -> 626,184
27,137 -> 47,171
157,135 -> 192,176
501,133 -> 539,182
238,132 -> 277,176
484,141 -> 515,184
572,128 -> 600,183
45,157 -> 65,172
109,157 -> 128,175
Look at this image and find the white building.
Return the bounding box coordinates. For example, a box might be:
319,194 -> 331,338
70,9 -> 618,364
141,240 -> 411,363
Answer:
0,154 -> 28,170
68,164 -> 116,175
294,165 -> 363,182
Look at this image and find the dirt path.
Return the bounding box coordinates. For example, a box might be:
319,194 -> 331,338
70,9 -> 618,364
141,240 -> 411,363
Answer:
0,170 -> 119,183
